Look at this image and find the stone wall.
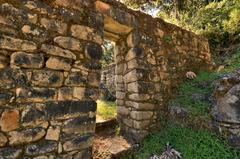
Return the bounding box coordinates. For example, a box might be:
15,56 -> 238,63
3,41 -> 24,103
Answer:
0,0 -> 102,158
0,0 -> 211,158
100,64 -> 116,100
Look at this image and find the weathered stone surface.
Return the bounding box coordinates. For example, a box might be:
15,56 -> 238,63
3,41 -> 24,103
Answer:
41,44 -> 76,60
46,57 -> 72,71
169,106 -> 188,118
0,35 -> 37,52
73,87 -> 86,100
21,104 -> 47,127
65,72 -> 86,86
16,87 -> 57,103
85,43 -> 103,60
0,110 -> 19,132
40,18 -> 67,34
117,106 -> 129,116
11,52 -> 44,68
54,36 -> 83,52
0,54 -> 8,69
63,135 -> 92,152
125,101 -> 155,110
22,25 -> 40,36
126,47 -> 144,61
88,72 -> 101,87
45,126 -> 60,141
129,93 -> 150,101
62,116 -> 95,134
0,133 -> 7,147
31,70 -> 64,87
133,120 -> 151,129
71,25 -> 103,44
54,0 -> 93,9
9,127 -> 46,145
0,92 -> 13,105
45,101 -> 96,119
127,31 -> 140,47
130,111 -> 153,120
116,91 -> 125,100
58,87 -> 73,101
0,147 -> 22,159
25,140 -> 58,156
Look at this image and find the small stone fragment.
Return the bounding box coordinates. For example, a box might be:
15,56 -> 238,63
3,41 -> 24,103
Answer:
45,126 -> 60,141
46,57 -> 72,71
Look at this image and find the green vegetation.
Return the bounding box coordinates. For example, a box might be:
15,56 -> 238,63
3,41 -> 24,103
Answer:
97,100 -> 117,120
125,123 -> 240,159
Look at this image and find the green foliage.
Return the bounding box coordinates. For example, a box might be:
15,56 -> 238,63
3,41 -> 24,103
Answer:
124,123 -> 240,159
97,100 -> 116,119
101,41 -> 115,67
169,71 -> 219,119
224,46 -> 240,70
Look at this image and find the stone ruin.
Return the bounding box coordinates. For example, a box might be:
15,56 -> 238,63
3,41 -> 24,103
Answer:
0,0 -> 211,158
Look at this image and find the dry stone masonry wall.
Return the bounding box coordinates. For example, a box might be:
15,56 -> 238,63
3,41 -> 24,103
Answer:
0,0 -> 211,158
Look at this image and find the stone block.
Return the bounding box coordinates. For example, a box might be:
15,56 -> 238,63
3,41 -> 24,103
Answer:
41,44 -> 76,60
125,47 -> 144,62
40,18 -> 67,34
0,147 -> 22,159
21,104 -> 47,128
133,120 -> 151,129
123,69 -> 144,83
71,24 -> 103,45
54,0 -> 93,9
127,31 -> 140,47
128,93 -> 150,101
0,54 -> 8,69
0,92 -> 13,105
54,36 -> 83,52
65,72 -> 86,86
62,135 -> 92,152
25,140 -> 58,156
10,52 -> 44,69
0,35 -> 37,52
0,109 -> 19,132
116,91 -> 125,100
88,72 -> 101,87
130,111 -> 153,120
8,127 -> 46,145
16,87 -> 57,103
46,57 -> 72,71
84,88 -> 99,100
117,106 -> 129,116
45,101 -> 96,120
58,87 -> 73,101
31,70 -> 64,87
0,133 -> 7,147
45,126 -> 60,141
62,116 -> 95,134
73,87 -> 86,100
126,101 -> 155,110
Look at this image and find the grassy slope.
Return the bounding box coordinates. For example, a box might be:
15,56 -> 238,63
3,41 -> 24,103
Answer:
96,100 -> 117,120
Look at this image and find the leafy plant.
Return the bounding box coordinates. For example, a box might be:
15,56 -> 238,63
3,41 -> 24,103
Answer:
97,100 -> 116,120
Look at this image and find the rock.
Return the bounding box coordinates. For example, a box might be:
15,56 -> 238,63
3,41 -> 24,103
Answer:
65,72 -> 86,86
40,18 -> 67,34
87,72 -> 101,87
228,135 -> 240,148
16,87 -> 57,103
31,70 -> 64,87
125,47 -> 144,62
0,147 -> 22,159
169,106 -> 188,118
58,87 -> 73,101
0,35 -> 37,52
25,140 -> 58,156
125,101 -> 155,110
8,127 -> 46,145
63,135 -> 92,152
62,116 -> 95,134
0,92 -> 13,105
130,111 -> 153,120
11,52 -> 44,69
0,54 -> 8,69
0,133 -> 7,147
128,93 -> 150,101
54,36 -> 83,52
46,57 -> 72,71
73,87 -> 86,100
41,44 -> 76,60
0,109 -> 20,132
45,126 -> 60,141
71,25 -> 103,45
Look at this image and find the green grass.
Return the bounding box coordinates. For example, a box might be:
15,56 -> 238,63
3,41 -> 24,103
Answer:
124,123 -> 240,159
169,71 -> 220,119
96,100 -> 117,120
